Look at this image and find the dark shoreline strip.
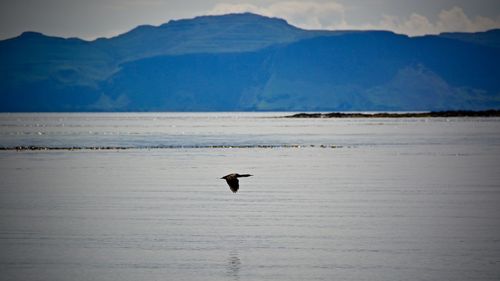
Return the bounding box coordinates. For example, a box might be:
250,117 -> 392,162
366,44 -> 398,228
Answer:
0,144 -> 342,151
285,110 -> 500,118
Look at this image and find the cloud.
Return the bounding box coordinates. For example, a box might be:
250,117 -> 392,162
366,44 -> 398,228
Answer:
209,3 -> 261,15
379,14 -> 435,36
208,2 -> 500,36
384,6 -> 500,35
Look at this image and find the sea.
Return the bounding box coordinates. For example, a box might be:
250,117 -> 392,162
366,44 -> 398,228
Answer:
1,112 -> 500,281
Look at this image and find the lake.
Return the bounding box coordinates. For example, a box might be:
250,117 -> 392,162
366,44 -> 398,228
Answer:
1,113 -> 500,280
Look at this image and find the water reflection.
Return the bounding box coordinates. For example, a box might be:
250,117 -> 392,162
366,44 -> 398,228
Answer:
226,250 -> 241,280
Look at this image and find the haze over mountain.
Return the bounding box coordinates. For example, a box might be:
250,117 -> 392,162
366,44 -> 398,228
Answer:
1,13 -> 499,111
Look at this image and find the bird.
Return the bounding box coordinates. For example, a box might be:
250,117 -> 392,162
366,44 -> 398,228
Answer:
221,173 -> 252,193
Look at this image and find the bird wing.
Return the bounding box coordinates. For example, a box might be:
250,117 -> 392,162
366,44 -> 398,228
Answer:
226,177 -> 239,193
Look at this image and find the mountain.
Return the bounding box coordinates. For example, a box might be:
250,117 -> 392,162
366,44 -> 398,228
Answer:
1,13 -> 500,111
95,13 -> 329,60
438,29 -> 500,49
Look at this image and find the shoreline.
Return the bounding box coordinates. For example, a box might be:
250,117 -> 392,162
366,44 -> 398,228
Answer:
284,110 -> 500,118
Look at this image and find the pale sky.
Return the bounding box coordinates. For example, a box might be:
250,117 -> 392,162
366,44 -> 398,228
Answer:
1,0 -> 499,40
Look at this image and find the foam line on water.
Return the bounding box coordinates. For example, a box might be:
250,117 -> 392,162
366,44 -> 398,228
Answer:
0,144 -> 343,151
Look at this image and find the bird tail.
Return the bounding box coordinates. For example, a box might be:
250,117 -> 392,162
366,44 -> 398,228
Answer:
238,174 -> 252,177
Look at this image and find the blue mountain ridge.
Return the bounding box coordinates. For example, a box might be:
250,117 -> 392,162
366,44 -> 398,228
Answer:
1,13 -> 499,111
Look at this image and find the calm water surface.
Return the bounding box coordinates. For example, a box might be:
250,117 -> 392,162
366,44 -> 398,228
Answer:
1,113 -> 500,280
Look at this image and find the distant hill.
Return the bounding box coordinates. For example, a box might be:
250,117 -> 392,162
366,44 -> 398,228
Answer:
438,29 -> 500,49
1,13 -> 499,111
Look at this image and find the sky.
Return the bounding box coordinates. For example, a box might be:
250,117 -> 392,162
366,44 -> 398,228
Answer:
0,0 -> 499,40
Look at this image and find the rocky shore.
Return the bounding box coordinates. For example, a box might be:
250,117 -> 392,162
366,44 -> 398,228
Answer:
285,110 -> 500,118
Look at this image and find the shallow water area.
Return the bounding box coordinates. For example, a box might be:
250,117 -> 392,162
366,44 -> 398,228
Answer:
1,113 -> 500,281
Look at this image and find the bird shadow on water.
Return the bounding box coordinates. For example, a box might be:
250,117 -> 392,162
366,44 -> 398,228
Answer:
226,249 -> 241,281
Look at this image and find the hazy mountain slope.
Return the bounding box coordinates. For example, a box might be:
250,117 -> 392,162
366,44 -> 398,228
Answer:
0,32 -> 112,111
98,31 -> 500,111
95,13 -> 326,61
438,29 -> 500,49
260,33 -> 500,111
0,32 -> 113,89
100,51 -> 273,111
0,13 -> 331,112
1,13 -> 499,111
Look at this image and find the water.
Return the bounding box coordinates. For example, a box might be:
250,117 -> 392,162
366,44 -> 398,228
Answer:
1,113 -> 500,280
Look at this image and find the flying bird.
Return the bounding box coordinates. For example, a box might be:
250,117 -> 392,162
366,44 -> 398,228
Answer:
221,173 -> 252,193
